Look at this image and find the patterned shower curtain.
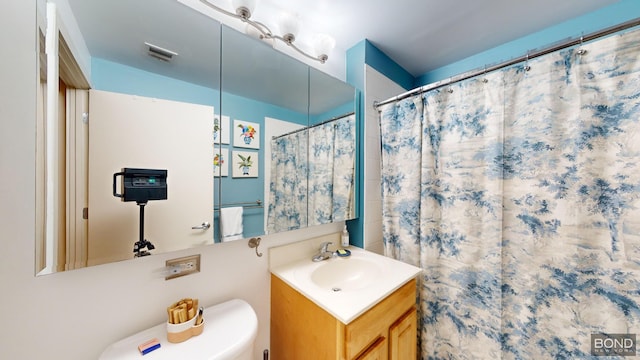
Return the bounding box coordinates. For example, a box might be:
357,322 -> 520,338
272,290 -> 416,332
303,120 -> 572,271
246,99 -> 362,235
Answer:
267,129 -> 308,233
268,114 -> 356,232
308,114 -> 356,225
379,28 -> 640,359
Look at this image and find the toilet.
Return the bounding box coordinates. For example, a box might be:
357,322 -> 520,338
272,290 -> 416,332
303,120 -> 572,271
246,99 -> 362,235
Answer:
99,299 -> 258,360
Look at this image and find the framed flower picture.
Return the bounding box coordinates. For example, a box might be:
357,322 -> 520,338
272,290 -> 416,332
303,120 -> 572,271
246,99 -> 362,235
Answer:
213,114 -> 230,144
233,119 -> 260,149
213,148 -> 229,177
232,151 -> 258,178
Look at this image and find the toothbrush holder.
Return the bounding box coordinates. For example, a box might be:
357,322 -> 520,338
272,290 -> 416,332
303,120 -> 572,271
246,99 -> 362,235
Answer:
166,315 -> 205,343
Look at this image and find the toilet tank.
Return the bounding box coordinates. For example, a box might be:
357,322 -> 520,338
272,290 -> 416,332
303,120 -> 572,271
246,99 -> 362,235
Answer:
99,299 -> 258,360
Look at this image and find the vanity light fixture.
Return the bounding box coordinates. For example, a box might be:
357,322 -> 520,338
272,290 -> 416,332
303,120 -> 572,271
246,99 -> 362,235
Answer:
198,0 -> 335,64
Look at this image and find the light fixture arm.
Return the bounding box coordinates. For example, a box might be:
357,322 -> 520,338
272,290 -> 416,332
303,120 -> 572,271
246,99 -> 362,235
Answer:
245,18 -> 274,39
271,34 -> 329,64
199,0 -> 241,20
199,0 -> 331,64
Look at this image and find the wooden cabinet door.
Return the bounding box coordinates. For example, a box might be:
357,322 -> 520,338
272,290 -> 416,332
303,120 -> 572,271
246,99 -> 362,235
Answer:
389,307 -> 417,360
357,336 -> 388,360
346,280 -> 416,359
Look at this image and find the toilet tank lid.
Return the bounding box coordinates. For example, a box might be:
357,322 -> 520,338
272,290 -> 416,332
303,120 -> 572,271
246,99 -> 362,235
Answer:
99,299 -> 258,360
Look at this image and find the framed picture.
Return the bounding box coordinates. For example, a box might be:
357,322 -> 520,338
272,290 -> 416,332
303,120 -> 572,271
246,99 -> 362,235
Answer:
232,151 -> 258,178
233,119 -> 260,149
213,115 -> 230,144
213,148 -> 229,177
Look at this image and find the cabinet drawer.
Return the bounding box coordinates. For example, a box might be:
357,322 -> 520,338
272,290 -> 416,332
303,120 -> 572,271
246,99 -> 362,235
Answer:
345,279 -> 416,359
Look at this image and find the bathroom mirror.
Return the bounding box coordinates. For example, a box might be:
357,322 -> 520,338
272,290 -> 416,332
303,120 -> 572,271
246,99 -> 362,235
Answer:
217,25 -> 309,242
217,27 -> 357,239
307,67 -> 357,225
36,0 -> 356,275
36,0 -> 222,275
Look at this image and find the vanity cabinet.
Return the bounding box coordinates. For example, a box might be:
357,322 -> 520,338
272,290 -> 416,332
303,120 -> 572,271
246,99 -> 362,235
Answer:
271,275 -> 417,360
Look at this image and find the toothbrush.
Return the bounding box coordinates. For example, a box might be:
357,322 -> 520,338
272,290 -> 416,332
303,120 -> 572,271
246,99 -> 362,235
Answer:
195,307 -> 204,325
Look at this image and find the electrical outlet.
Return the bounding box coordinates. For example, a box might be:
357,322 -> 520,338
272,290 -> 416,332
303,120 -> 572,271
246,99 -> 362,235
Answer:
165,254 -> 201,280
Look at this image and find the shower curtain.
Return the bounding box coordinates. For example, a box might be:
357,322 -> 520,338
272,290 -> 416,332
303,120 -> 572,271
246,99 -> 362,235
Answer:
267,129 -> 308,233
308,114 -> 356,225
268,114 -> 356,232
379,28 -> 640,359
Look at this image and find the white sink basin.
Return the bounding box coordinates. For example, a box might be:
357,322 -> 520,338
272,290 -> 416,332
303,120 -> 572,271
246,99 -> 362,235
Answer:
310,257 -> 382,291
272,246 -> 421,324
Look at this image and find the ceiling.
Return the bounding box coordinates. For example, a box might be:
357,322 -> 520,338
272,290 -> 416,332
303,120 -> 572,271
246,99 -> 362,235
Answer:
194,0 -> 619,77
64,0 -> 619,87
306,0 -> 619,76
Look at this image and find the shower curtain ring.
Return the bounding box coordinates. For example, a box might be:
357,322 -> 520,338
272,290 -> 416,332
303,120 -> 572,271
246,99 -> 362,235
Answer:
577,35 -> 587,56
524,54 -> 531,72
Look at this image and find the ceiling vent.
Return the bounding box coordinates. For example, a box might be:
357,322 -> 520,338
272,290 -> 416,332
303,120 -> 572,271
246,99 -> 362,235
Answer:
144,42 -> 178,62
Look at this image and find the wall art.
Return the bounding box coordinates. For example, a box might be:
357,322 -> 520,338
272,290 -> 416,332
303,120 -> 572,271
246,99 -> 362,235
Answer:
232,150 -> 258,178
213,148 -> 229,177
213,114 -> 230,144
233,119 -> 260,149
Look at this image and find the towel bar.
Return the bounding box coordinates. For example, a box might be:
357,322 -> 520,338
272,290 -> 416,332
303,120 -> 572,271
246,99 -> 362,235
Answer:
214,200 -> 262,211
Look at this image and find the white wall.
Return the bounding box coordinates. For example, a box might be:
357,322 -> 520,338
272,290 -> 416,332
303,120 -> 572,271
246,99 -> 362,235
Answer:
362,65 -> 406,255
0,2 -> 343,358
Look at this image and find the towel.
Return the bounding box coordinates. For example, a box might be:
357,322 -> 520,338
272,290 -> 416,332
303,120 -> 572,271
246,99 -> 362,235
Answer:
220,207 -> 244,242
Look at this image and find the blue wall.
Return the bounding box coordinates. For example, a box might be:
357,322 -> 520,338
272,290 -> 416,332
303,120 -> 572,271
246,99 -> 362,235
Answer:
346,41 -> 366,91
346,40 -> 414,91
310,101 -> 355,125
91,58 -> 307,241
91,58 -> 218,107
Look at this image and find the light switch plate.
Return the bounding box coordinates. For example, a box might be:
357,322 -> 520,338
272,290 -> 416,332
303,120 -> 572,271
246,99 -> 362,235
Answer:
165,254 -> 201,280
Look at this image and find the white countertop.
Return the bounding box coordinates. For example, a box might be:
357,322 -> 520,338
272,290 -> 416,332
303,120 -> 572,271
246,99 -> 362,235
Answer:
270,247 -> 421,324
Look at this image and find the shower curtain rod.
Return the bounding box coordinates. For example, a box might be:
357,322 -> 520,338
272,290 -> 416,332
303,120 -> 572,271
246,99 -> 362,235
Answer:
272,111 -> 355,140
374,17 -> 640,110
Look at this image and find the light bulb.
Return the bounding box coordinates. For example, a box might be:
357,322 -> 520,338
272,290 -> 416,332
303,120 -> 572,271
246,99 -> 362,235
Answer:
278,12 -> 300,43
313,33 -> 335,63
231,0 -> 257,19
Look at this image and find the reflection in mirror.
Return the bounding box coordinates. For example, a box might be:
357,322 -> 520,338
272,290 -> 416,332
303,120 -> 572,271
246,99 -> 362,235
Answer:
308,67 -> 357,225
36,0 -> 221,275
36,0 -> 357,275
217,25 -> 357,240
218,25 -> 309,242
305,115 -> 357,225
266,67 -> 357,233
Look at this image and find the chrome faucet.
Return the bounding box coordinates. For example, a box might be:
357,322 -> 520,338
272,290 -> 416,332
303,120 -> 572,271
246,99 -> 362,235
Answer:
312,241 -> 334,262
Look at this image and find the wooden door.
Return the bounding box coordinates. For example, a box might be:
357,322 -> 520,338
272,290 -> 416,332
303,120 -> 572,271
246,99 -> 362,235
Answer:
87,90 -> 213,265
389,308 -> 417,360
357,337 -> 388,360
